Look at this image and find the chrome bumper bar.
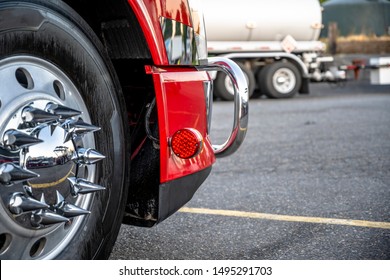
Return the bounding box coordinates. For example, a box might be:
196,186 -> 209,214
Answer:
198,57 -> 249,158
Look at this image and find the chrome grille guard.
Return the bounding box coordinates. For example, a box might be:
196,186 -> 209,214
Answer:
198,57 -> 249,158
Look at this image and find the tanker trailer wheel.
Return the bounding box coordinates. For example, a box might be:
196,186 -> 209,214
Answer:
0,0 -> 128,259
214,61 -> 255,101
258,61 -> 301,99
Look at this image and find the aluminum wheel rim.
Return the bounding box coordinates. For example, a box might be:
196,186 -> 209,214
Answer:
0,56 -> 104,259
272,68 -> 296,94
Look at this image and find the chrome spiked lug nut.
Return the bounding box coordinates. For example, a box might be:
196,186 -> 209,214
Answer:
0,163 -> 39,184
3,129 -> 43,150
54,191 -> 90,217
68,177 -> 105,196
31,209 -> 70,227
45,103 -> 81,119
22,106 -> 59,123
31,194 -> 70,227
73,148 -> 105,165
66,119 -> 101,134
8,192 -> 49,215
62,119 -> 101,142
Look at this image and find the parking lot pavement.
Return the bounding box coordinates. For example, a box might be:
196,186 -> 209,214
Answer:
110,77 -> 390,260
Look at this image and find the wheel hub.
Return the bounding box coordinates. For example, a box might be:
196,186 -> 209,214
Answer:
25,124 -> 75,189
0,56 -> 105,259
273,68 -> 296,94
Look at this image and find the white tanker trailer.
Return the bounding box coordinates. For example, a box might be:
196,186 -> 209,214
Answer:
202,0 -> 345,99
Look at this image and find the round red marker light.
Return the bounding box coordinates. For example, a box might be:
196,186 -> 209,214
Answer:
171,129 -> 203,159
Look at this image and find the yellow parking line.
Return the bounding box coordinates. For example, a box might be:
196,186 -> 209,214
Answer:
28,168 -> 75,189
179,207 -> 390,230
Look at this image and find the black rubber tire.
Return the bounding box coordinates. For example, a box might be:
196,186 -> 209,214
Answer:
257,61 -> 301,99
251,67 -> 265,99
0,0 -> 128,259
214,61 -> 255,101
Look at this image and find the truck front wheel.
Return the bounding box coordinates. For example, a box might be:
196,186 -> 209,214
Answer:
0,0 -> 128,259
258,61 -> 301,99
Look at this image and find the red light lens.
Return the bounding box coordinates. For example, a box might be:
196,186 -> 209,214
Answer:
171,129 -> 202,159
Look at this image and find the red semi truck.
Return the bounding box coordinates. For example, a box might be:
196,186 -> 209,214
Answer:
0,0 -> 248,259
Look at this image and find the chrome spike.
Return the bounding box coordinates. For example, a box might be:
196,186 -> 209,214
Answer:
39,193 -> 47,204
58,203 -> 90,217
62,119 -> 101,142
54,191 -> 91,218
45,103 -> 81,119
71,119 -> 101,134
31,209 -> 69,226
73,148 -> 105,165
63,131 -> 73,143
8,193 -> 49,215
3,129 -> 43,149
54,190 -> 89,217
68,177 -> 105,196
0,163 -> 39,184
55,190 -> 65,205
62,119 -> 101,143
22,106 -> 58,123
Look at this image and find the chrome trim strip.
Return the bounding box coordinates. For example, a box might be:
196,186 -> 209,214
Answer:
198,57 -> 249,157
203,80 -> 213,133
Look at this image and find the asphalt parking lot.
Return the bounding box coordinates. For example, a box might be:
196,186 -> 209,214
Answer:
110,70 -> 390,260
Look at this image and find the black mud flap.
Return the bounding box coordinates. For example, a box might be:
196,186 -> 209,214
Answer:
157,167 -> 211,223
